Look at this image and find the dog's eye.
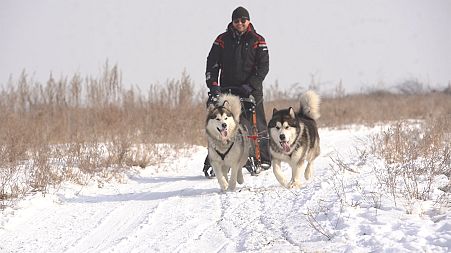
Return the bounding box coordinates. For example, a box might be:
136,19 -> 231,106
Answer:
224,117 -> 228,120
216,118 -> 220,121
285,126 -> 289,130
275,126 -> 280,130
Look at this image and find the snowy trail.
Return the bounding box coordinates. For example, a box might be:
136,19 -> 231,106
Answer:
1,127 -> 450,253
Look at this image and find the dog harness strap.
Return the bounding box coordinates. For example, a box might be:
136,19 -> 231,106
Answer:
215,142 -> 235,160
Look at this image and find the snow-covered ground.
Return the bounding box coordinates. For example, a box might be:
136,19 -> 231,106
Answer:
1,126 -> 450,252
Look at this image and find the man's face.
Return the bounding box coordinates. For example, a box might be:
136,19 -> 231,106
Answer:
232,18 -> 249,33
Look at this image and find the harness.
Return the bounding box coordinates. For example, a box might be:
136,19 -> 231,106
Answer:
214,142 -> 235,160
213,127 -> 246,160
208,94 -> 263,165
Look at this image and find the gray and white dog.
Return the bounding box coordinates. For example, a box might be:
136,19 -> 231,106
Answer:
206,94 -> 250,191
268,90 -> 321,189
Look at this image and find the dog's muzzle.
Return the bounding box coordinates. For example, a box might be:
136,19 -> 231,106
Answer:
279,134 -> 291,153
280,141 -> 290,153
217,123 -> 228,137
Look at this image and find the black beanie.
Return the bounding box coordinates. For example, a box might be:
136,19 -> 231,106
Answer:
232,6 -> 250,21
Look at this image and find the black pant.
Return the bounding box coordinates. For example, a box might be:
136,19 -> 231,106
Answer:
204,95 -> 271,167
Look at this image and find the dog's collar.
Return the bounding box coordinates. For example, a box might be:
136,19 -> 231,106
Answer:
215,142 -> 235,161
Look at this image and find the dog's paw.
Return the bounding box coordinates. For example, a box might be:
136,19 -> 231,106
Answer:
277,180 -> 288,188
219,181 -> 229,191
228,181 -> 237,191
288,180 -> 302,189
228,186 -> 236,192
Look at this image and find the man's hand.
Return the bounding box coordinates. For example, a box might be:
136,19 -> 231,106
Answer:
240,84 -> 254,96
209,85 -> 221,96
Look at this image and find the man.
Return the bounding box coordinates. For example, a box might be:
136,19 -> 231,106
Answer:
203,6 -> 271,178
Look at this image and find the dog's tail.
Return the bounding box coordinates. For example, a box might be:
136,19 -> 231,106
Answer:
217,93 -> 242,122
299,90 -> 321,120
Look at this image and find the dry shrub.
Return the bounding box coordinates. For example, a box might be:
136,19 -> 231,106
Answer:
324,116 -> 449,226
0,64 -> 205,208
371,118 -> 450,212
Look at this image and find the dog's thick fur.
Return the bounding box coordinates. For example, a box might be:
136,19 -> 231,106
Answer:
206,94 -> 250,191
268,90 -> 321,189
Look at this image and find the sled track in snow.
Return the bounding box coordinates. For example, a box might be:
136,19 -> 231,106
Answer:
1,129 -> 398,253
204,159 -> 332,252
0,146 -> 334,253
3,128 -> 450,252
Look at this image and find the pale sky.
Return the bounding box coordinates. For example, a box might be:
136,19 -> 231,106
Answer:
1,0 -> 450,93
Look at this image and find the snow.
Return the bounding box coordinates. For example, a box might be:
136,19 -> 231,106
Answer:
1,126 -> 450,252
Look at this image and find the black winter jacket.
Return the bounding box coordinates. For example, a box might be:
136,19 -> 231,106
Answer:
206,23 -> 269,97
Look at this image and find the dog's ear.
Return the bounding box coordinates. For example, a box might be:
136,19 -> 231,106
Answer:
207,103 -> 215,112
222,100 -> 231,110
289,107 -> 296,118
272,108 -> 278,115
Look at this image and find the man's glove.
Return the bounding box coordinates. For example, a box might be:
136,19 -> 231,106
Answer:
209,85 -> 221,96
240,84 -> 254,97
207,84 -> 221,107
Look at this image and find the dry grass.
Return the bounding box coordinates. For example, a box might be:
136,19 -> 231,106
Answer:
267,91 -> 451,127
0,64 -> 204,208
1,64 -> 450,209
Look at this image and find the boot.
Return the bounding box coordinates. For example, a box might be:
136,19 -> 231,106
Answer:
203,156 -> 215,178
203,163 -> 215,178
244,157 -> 260,176
261,160 -> 271,171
